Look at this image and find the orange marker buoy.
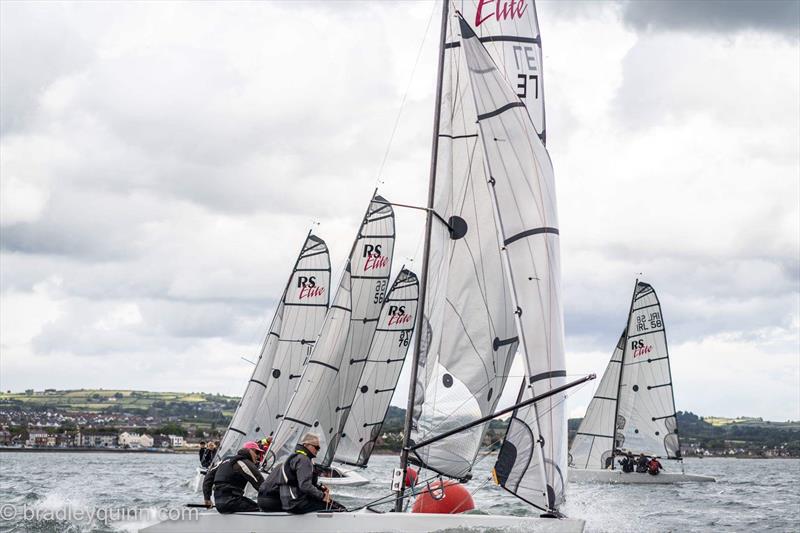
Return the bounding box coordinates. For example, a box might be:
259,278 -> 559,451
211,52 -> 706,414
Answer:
411,480 -> 475,514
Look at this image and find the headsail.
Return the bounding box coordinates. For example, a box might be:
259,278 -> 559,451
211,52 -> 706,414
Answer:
335,269 -> 419,466
568,332 -> 625,470
455,13 -> 567,511
217,233 -> 330,460
616,282 -> 681,458
410,0 -> 546,481
267,194 -> 395,466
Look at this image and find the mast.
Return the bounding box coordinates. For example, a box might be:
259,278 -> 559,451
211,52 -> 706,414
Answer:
395,0 -> 448,513
610,278 -> 638,470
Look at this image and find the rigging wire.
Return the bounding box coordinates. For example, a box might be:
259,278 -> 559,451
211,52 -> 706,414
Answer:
374,0 -> 438,186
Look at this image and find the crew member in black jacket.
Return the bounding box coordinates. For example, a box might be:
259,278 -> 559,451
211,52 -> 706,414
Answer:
259,433 -> 343,513
203,441 -> 265,513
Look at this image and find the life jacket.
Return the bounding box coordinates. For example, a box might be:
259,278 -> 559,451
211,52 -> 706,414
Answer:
648,459 -> 661,474
213,451 -> 258,497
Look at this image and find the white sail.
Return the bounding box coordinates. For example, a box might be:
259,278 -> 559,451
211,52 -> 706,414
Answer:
616,282 -> 681,458
267,194 -> 395,467
266,263 -> 352,466
568,332 -> 625,470
335,269 -> 419,466
453,0 -> 547,139
217,233 -> 330,459
322,195 -> 395,466
410,0 -> 546,481
455,13 -> 566,511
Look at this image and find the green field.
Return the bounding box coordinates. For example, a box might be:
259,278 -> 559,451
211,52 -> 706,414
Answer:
0,389 -> 239,413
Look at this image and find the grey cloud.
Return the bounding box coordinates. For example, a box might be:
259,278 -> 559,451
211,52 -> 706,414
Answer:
621,0 -> 800,37
0,3 -> 94,135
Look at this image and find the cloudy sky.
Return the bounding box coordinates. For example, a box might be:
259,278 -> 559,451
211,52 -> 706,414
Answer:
1,1 -> 798,421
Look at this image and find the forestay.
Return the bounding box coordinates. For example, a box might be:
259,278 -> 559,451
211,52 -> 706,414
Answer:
616,282 -> 680,458
410,0 -> 545,481
335,269 -> 419,466
457,13 -> 567,512
217,233 -> 330,460
267,195 -> 395,467
568,332 -> 625,470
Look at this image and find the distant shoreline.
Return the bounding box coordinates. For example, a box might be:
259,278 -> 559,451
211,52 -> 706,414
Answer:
0,446 -> 194,454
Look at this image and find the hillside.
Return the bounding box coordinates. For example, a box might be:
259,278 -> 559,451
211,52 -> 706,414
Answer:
2,389 -> 798,456
0,389 -> 239,415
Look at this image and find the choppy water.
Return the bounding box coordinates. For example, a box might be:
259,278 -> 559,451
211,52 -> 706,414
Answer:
0,452 -> 797,532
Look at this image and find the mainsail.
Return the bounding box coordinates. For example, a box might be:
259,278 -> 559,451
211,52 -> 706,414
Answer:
267,194 -> 395,466
616,282 -> 681,459
411,0 -> 552,481
568,282 -> 681,470
217,233 -> 331,459
335,269 -> 419,466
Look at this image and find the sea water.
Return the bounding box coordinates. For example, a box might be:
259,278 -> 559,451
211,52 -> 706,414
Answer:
0,452 -> 797,532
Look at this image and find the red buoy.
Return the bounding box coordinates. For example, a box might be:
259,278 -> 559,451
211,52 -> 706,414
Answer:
411,480 -> 475,514
405,467 -> 419,488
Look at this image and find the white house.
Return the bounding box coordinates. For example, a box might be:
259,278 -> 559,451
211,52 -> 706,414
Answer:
119,432 -> 154,448
168,435 -> 184,448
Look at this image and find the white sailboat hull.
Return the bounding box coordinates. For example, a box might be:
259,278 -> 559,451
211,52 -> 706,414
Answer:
318,466 -> 369,487
568,468 -> 715,484
140,511 -> 585,533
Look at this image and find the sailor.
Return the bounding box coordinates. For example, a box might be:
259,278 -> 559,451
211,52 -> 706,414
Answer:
270,433 -> 344,513
199,441 -> 210,466
199,441 -> 216,468
635,453 -> 649,473
647,456 -> 664,476
619,452 -> 635,473
202,441 -> 266,513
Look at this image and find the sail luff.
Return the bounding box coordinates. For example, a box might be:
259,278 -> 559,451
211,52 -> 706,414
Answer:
610,279 -> 639,469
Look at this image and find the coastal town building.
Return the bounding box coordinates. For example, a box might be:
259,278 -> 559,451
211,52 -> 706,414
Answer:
80,431 -> 118,447
26,430 -> 50,447
118,432 -> 154,448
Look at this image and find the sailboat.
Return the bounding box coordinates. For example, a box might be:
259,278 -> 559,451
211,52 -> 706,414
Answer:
568,281 -> 715,484
145,1 -> 589,531
192,232 -> 332,490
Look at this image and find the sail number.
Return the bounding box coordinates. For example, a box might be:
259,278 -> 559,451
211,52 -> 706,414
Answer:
398,330 -> 411,348
512,45 -> 539,100
635,311 -> 663,332
374,279 -> 388,304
